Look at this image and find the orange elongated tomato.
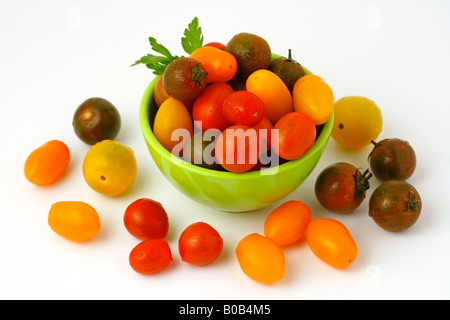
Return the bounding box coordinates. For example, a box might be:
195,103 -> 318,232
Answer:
264,200 -> 312,246
48,201 -> 101,242
191,46 -> 238,83
235,233 -> 285,284
306,218 -> 358,269
246,69 -> 294,124
24,140 -> 70,186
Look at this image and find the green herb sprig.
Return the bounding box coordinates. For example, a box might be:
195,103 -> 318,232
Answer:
132,17 -> 204,75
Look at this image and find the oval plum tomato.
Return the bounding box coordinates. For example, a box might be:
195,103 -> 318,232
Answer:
222,91 -> 265,126
123,198 -> 169,240
178,222 -> 223,266
307,218 -> 358,269
369,180 -> 422,232
190,46 -> 237,83
192,82 -> 233,132
48,201 -> 101,242
246,69 -> 294,124
215,125 -> 259,173
264,200 -> 312,246
163,57 -> 207,101
292,74 -> 334,126
204,42 -> 227,51
129,239 -> 173,275
369,138 -> 416,181
153,97 -> 194,153
314,162 -> 372,213
272,112 -> 316,160
235,233 -> 285,284
24,140 -> 70,186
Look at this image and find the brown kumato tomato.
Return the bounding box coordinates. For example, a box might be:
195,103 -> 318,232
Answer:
315,162 -> 373,213
369,138 -> 416,181
369,180 -> 422,232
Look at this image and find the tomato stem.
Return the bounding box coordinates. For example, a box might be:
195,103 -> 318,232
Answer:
407,192 -> 421,212
190,63 -> 208,86
355,169 -> 372,199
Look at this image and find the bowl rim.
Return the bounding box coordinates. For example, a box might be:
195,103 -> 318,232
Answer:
139,73 -> 334,181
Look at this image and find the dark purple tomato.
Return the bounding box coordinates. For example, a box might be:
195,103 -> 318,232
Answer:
315,162 -> 373,213
369,180 -> 422,232
369,138 -> 416,181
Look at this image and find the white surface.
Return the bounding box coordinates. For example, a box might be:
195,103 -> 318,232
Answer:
1,0 -> 449,300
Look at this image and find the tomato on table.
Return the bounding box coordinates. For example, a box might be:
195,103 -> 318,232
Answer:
129,239 -> 173,275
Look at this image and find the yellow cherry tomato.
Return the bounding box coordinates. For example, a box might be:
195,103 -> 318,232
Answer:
48,201 -> 101,242
293,74 -> 334,125
331,96 -> 383,150
82,140 -> 137,196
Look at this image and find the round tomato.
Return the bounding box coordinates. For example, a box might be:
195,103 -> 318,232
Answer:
307,218 -> 357,269
129,239 -> 173,275
215,125 -> 259,173
178,222 -> 223,266
124,198 -> 169,240
192,82 -> 233,132
190,46 -> 237,83
204,41 -> 227,51
222,91 -> 265,126
331,96 -> 383,150
251,116 -> 273,155
272,112 -> 316,160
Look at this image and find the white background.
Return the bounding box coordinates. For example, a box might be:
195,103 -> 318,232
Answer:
1,0 -> 449,300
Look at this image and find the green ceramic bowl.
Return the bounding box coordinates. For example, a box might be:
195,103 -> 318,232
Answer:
139,73 -> 334,212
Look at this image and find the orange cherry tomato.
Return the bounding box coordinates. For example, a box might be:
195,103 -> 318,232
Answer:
178,222 -> 223,266
190,46 -> 238,83
192,82 -> 233,132
306,218 -> 358,269
48,201 -> 101,242
264,200 -> 312,246
293,74 -> 334,125
215,125 -> 259,173
272,112 -> 316,160
235,233 -> 285,284
129,239 -> 173,274
153,97 -> 194,153
246,69 -> 294,124
24,140 -> 70,186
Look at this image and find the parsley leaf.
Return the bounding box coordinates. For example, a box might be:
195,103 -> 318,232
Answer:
181,17 -> 204,54
132,17 -> 203,75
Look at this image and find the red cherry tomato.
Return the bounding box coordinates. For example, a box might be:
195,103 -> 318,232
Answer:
222,91 -> 265,126
123,198 -> 169,240
190,46 -> 238,83
215,125 -> 260,173
204,42 -> 227,51
178,222 -> 223,266
192,82 -> 233,132
272,112 -> 316,160
129,239 -> 173,274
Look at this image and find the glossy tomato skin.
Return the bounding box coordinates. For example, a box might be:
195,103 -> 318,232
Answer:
222,91 -> 265,126
192,82 -> 233,132
272,112 -> 316,160
123,198 -> 169,240
369,180 -> 422,232
190,46 -> 237,83
369,138 -> 416,181
204,42 -> 227,51
315,162 -> 372,213
129,239 -> 173,274
163,57 -> 207,101
178,222 -> 223,266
